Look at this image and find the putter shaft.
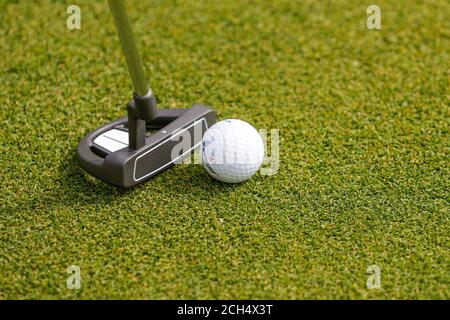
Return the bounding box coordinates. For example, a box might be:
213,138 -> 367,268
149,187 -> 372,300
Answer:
108,0 -> 149,96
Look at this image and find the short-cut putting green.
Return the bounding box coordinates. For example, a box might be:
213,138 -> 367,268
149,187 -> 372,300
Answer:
0,0 -> 448,299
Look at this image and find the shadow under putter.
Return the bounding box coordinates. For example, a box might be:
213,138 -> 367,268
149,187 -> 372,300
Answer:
77,0 -> 216,188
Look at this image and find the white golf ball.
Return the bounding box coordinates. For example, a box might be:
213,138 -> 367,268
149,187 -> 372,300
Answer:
201,119 -> 264,183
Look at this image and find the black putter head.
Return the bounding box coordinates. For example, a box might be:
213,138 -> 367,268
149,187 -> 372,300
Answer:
77,92 -> 216,188
77,1 -> 216,187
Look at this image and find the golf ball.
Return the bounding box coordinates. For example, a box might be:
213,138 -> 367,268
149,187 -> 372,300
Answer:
201,119 -> 264,183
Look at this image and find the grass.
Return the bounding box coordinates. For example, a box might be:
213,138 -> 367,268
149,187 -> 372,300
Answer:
0,0 -> 449,299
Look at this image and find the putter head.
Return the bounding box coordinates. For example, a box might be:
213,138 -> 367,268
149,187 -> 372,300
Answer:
77,103 -> 216,188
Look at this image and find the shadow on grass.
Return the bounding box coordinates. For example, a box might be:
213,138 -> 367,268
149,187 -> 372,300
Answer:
3,152 -> 238,215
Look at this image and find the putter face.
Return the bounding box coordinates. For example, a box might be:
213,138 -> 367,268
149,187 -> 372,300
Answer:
133,117 -> 208,181
77,104 -> 216,187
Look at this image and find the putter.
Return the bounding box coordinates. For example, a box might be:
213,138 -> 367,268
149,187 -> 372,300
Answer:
77,0 -> 216,187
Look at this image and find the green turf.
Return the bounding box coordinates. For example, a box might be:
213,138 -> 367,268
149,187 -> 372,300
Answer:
0,0 -> 449,299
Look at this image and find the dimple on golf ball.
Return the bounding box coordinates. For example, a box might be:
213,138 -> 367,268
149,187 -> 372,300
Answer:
201,119 -> 264,183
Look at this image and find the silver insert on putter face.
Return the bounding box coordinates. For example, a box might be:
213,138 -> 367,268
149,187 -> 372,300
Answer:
93,129 -> 129,153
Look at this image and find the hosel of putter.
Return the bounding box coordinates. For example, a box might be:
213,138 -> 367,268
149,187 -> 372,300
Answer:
127,91 -> 157,150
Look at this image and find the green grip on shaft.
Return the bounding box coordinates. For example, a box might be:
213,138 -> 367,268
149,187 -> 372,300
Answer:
108,0 -> 149,96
